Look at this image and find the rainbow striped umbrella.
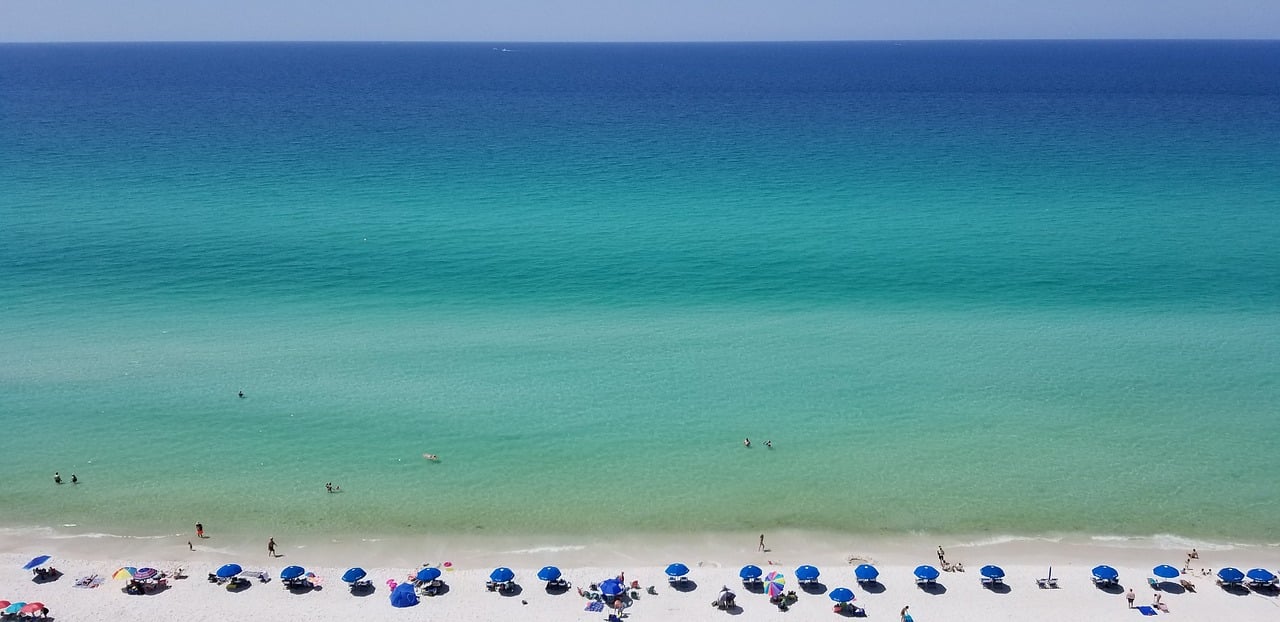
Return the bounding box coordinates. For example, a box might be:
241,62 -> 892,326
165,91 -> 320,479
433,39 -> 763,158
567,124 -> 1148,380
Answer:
113,567 -> 138,580
765,571 -> 786,598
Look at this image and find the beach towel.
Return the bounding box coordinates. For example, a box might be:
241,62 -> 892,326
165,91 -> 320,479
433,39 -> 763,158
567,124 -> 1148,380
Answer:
74,575 -> 104,588
1136,606 -> 1158,616
584,601 -> 604,612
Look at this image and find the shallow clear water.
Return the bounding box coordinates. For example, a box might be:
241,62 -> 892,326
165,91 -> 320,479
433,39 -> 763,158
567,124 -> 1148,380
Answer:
1,41 -> 1278,539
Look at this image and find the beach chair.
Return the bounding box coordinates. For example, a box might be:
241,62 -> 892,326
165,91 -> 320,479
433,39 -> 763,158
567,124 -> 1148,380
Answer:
1148,578 -> 1160,589
1037,577 -> 1059,589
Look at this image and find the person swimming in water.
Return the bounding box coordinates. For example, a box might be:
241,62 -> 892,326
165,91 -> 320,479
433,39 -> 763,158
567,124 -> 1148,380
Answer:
423,454 -> 439,461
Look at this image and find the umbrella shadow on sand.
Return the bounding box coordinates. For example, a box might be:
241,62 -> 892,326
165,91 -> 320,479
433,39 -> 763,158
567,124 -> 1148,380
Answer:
671,580 -> 698,593
1095,582 -> 1125,595
919,582 -> 947,595
800,581 -> 827,595
858,581 -> 885,594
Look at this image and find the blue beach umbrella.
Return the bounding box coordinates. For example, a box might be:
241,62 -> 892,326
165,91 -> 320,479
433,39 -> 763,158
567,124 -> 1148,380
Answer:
416,567 -> 441,582
914,565 -> 940,581
854,564 -> 879,581
1247,568 -> 1277,583
341,568 -> 367,583
490,567 -> 515,583
796,565 -> 820,581
22,555 -> 51,571
3,603 -> 25,615
600,578 -> 624,597
740,565 -> 763,580
537,566 -> 562,582
216,564 -> 243,579
1092,565 -> 1119,581
665,563 -> 690,577
829,587 -> 855,603
1153,565 -> 1180,580
980,565 -> 1005,579
1217,567 -> 1245,584
390,582 -> 418,607
280,566 -> 306,580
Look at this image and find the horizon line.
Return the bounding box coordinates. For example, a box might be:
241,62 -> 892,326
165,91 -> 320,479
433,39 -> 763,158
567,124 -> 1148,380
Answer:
2,37 -> 1279,45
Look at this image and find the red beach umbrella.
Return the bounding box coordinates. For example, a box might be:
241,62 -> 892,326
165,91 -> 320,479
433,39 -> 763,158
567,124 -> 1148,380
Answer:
20,602 -> 44,614
0,601 -> 10,609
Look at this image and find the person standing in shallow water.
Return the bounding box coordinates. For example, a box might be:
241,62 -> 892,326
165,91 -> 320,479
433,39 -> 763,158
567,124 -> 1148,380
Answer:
196,523 -> 204,538
268,537 -> 277,557
54,472 -> 62,484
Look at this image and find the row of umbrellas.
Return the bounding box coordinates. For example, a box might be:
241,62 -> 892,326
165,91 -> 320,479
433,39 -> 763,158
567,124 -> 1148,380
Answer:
1095,564 -> 1279,585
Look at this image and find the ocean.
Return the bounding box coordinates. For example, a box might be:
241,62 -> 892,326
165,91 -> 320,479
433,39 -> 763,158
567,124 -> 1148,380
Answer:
1,41 -> 1278,541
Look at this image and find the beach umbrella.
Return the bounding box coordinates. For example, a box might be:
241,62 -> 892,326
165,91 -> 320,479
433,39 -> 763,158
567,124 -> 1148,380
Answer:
0,601 -> 8,610
829,587 -> 855,603
537,566 -> 562,582
796,565 -> 820,581
390,582 -> 418,607
1217,567 -> 1245,584
665,563 -> 690,577
980,565 -> 1005,579
135,568 -> 159,581
600,578 -> 625,597
416,567 -> 442,582
914,565 -> 940,581
22,555 -> 51,570
740,564 -> 763,580
1153,565 -> 1180,579
490,567 -> 515,583
341,567 -> 367,583
854,564 -> 879,581
113,566 -> 138,580
19,603 -> 44,615
765,571 -> 786,598
280,566 -> 306,580
1247,568 -> 1277,583
1092,565 -> 1119,581
2,603 -> 25,615
216,564 -> 243,579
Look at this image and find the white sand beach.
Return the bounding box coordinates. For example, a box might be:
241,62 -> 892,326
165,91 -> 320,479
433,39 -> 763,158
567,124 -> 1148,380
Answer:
2,529 -> 1278,621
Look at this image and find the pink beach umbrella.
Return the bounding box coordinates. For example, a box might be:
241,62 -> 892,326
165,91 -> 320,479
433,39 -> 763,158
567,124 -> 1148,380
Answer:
20,602 -> 45,615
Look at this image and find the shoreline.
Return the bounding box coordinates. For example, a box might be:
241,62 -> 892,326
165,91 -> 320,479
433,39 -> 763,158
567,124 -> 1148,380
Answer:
5,524 -> 1277,571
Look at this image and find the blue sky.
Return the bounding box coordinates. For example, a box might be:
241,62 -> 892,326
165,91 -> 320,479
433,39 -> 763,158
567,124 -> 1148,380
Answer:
2,0 -> 1277,42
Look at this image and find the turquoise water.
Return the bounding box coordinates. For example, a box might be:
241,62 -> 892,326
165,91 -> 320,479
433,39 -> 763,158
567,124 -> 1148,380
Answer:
1,42 -> 1278,539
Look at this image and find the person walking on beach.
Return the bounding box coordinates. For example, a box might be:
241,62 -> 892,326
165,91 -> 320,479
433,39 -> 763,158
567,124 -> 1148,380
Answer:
1126,587 -> 1135,608
759,534 -> 766,552
196,523 -> 204,538
268,537 -> 277,557
188,541 -> 193,551
900,605 -> 914,622
936,546 -> 945,563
